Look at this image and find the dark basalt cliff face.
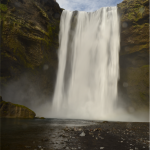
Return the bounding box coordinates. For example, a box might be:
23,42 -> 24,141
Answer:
0,0 -> 62,97
0,0 -> 149,111
0,96 -> 36,118
118,0 -> 149,110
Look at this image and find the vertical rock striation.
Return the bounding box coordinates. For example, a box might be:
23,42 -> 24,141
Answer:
117,0 -> 149,110
0,0 -> 63,96
0,96 -> 36,118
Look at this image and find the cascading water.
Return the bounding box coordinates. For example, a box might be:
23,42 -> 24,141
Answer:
50,7 -> 120,120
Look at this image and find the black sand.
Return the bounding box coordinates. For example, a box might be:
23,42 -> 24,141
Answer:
1,119 -> 149,150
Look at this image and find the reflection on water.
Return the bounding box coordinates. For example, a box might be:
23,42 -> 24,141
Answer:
1,118 -> 98,150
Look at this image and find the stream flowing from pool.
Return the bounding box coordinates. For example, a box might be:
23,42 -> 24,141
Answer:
50,7 -> 120,120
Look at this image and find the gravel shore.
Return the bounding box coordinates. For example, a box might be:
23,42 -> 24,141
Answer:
62,122 -> 149,150
1,119 -> 149,150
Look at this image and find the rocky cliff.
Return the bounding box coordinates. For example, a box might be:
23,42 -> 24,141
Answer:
0,0 -> 62,96
0,0 -> 149,111
118,0 -> 149,110
0,96 -> 36,118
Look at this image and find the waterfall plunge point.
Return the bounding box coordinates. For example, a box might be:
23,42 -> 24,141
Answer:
49,7 -> 148,122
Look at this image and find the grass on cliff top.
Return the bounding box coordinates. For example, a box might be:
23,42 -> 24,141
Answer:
13,103 -> 35,114
0,100 -> 35,114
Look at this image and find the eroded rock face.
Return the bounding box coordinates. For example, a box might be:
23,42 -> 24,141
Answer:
0,96 -> 2,102
0,0 -> 63,96
0,96 -> 36,118
117,0 -> 149,109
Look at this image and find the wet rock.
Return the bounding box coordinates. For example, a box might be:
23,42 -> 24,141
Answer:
79,132 -> 85,136
60,134 -> 68,137
25,146 -> 31,148
42,138 -> 49,141
103,121 -> 108,123
64,127 -> 70,131
37,117 -> 45,119
100,147 -> 104,149
99,136 -> 104,139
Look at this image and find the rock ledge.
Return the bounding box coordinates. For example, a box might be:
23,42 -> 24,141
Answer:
0,96 -> 36,118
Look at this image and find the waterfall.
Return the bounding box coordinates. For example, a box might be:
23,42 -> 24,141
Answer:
50,7 -> 120,120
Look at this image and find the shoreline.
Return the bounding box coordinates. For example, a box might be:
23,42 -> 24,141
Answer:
1,119 -> 149,150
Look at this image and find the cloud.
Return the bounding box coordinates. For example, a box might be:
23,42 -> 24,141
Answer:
57,0 -> 123,12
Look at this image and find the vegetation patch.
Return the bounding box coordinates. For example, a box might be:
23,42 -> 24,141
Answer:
33,2 -> 49,21
0,101 -> 8,104
141,65 -> 149,68
0,4 -> 7,12
13,103 -> 35,114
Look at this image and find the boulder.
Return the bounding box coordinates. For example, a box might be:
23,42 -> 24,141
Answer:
0,97 -> 36,118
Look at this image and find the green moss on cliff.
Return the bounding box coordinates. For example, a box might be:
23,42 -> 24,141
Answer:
118,0 -> 149,23
0,6 -> 8,22
13,103 -> 35,113
0,100 -> 35,114
139,92 -> 146,99
33,2 -> 50,21
126,6 -> 145,21
141,65 -> 149,68
0,4 -> 7,12
0,101 -> 8,104
1,0 -> 61,96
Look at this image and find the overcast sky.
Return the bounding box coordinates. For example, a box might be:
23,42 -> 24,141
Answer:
56,0 -> 123,12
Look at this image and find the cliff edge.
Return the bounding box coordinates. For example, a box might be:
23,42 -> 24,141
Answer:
118,0 -> 149,110
0,96 -> 36,118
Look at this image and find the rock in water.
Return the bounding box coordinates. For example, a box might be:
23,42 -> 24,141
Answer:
80,132 -> 85,136
0,96 -> 36,118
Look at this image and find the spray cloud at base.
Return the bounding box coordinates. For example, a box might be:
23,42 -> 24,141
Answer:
1,74 -> 53,118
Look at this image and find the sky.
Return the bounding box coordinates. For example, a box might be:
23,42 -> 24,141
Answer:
56,0 -> 124,12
